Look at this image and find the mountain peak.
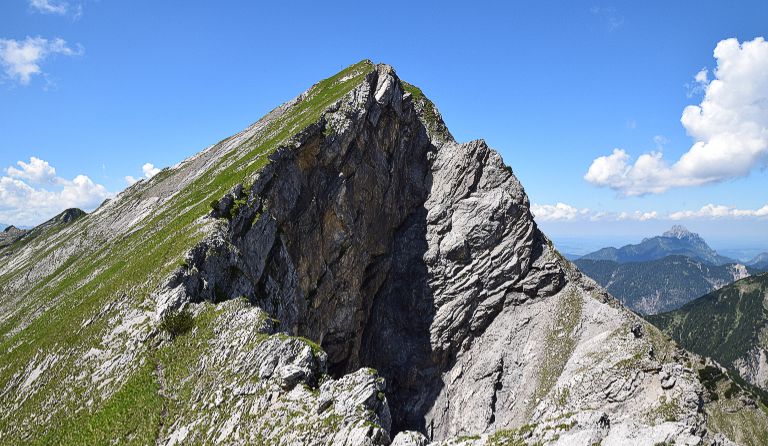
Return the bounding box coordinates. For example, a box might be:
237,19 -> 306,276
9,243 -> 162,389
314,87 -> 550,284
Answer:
56,208 -> 86,223
0,59 -> 761,446
663,225 -> 697,240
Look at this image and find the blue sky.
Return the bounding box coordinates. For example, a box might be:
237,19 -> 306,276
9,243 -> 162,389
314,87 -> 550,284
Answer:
1,1 -> 767,253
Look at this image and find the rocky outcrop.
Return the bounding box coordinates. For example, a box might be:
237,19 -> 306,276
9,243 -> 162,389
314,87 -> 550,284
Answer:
154,64 -> 757,444
0,225 -> 26,249
1,61 -> 766,446
0,208 -> 85,254
734,347 -> 768,390
155,65 -> 575,439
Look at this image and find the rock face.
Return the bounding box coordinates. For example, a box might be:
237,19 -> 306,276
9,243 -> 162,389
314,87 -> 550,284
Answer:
0,225 -> 26,249
1,61 -> 766,445
0,208 -> 84,252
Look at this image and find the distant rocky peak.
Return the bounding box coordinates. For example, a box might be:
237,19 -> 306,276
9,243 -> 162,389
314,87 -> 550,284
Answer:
2,225 -> 23,235
662,225 -> 698,240
57,208 -> 86,224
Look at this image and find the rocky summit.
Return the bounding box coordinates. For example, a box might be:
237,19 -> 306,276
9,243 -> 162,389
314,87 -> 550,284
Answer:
0,60 -> 766,445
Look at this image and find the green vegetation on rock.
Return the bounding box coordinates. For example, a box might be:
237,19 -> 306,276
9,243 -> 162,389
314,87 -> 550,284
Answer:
647,274 -> 768,366
0,60 -> 376,444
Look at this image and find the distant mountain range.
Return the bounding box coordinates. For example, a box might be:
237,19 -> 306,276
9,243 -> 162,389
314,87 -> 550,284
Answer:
0,223 -> 33,231
574,225 -> 766,314
575,255 -> 753,314
578,225 -> 735,265
747,252 -> 768,270
647,273 -> 768,394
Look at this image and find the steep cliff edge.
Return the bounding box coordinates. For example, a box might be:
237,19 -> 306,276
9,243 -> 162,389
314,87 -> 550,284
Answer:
0,61 -> 766,445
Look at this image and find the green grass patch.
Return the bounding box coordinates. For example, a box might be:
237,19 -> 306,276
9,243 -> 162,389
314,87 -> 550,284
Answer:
0,59 -> 375,444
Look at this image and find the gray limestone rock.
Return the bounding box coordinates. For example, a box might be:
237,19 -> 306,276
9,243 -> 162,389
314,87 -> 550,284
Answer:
0,60 -> 764,446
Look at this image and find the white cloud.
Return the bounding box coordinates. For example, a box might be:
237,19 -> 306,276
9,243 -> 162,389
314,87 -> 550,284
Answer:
29,0 -> 68,15
6,156 -> 57,184
694,68 -> 708,84
142,163 -> 161,178
125,163 -> 162,185
533,201 -> 768,223
618,210 -> 659,221
0,157 -> 112,226
685,68 -> 709,97
533,203 -> 658,222
531,203 -> 590,221
669,204 -> 768,220
0,36 -> 83,85
586,37 -> 768,196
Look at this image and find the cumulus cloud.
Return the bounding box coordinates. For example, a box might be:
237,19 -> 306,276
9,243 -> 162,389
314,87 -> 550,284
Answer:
125,163 -> 162,185
685,68 -> 709,97
619,210 -> 659,221
0,36 -> 83,85
669,204 -> 768,220
531,203 -> 590,221
0,157 -> 112,226
142,163 -> 161,178
6,156 -> 57,184
533,203 -> 659,222
533,201 -> 768,223
585,37 -> 768,196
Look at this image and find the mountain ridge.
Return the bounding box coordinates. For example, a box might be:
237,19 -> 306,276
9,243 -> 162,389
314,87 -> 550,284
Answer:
575,255 -> 752,314
0,208 -> 85,252
647,273 -> 768,396
748,253 -> 768,270
0,61 -> 764,445
581,225 -> 735,265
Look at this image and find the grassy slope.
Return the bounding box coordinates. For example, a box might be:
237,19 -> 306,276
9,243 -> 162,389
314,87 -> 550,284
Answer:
647,274 -> 768,366
575,255 -> 739,314
0,60 -> 374,444
647,273 -> 768,444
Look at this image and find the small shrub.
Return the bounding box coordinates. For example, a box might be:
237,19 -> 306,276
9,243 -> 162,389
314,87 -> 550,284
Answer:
698,365 -> 724,392
229,196 -> 247,219
159,309 -> 195,339
724,382 -> 740,399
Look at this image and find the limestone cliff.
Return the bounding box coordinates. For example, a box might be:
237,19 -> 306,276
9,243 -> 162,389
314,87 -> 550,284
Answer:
0,61 -> 765,446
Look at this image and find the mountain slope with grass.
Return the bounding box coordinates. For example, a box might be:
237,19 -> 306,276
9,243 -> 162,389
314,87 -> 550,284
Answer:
648,274 -> 768,393
575,255 -> 751,314
0,61 -> 765,446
